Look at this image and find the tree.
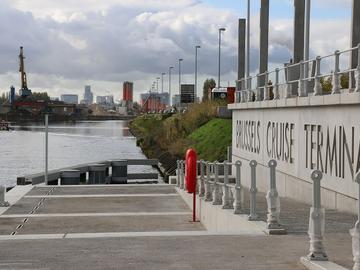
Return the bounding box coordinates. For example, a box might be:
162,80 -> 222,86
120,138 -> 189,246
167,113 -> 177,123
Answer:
320,77 -> 332,93
202,78 -> 216,102
340,73 -> 349,89
31,92 -> 50,101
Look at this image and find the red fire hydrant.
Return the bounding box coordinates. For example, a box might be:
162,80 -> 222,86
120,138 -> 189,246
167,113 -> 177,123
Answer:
185,148 -> 197,222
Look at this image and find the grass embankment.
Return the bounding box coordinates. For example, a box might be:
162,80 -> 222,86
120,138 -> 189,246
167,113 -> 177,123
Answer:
130,102 -> 231,162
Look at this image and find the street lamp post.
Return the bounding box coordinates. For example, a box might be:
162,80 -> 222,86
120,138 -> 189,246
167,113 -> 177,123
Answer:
156,77 -> 160,92
178,58 -> 183,104
161,72 -> 166,93
304,0 -> 311,95
218,28 -> 226,90
169,66 -> 174,106
246,0 -> 250,89
195,45 -> 201,103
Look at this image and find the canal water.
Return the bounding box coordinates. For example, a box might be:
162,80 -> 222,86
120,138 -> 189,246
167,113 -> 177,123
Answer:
0,121 -> 155,187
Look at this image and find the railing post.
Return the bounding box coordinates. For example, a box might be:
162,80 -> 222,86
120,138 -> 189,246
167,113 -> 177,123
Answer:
248,160 -> 259,220
0,186 -> 9,207
180,160 -> 185,189
255,74 -> 261,101
355,45 -> 360,93
307,170 -> 328,261
233,161 -> 243,214
212,161 -> 222,205
241,90 -> 246,103
285,65 -> 292,98
247,78 -> 253,102
204,162 -> 213,201
176,160 -> 180,187
199,160 -> 205,197
331,50 -> 341,94
266,160 -> 285,233
274,68 -> 280,100
247,90 -> 253,102
298,61 -> 307,97
222,161 -> 232,209
313,56 -> 322,96
350,172 -> 360,269
264,72 -> 270,100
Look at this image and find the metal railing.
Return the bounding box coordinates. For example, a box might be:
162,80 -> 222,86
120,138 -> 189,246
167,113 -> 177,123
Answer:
176,159 -> 284,231
235,45 -> 360,103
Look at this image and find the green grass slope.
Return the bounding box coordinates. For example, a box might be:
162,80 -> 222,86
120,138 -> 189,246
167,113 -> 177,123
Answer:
188,118 -> 232,161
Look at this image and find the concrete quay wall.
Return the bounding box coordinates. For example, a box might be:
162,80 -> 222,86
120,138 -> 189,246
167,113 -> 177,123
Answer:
229,93 -> 360,214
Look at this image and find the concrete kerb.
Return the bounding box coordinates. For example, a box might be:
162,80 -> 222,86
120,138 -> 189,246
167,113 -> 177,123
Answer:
175,186 -> 266,235
300,257 -> 348,270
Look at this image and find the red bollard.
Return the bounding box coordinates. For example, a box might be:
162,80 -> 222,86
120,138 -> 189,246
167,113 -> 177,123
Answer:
185,148 -> 197,222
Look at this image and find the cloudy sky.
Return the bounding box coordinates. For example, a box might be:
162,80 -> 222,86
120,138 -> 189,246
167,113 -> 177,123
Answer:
0,0 -> 353,102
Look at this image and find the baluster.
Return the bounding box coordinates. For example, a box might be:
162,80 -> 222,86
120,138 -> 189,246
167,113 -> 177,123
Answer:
331,50 -> 341,94
307,170 -> 328,261
205,162 -> 213,201
264,72 -> 270,101
222,161 -> 232,209
285,65 -> 292,98
266,160 -> 286,233
313,56 -> 322,96
255,74 -> 261,101
274,68 -> 280,100
180,160 -> 185,189
248,160 -> 259,220
0,186 -> 9,207
298,61 -> 307,97
233,161 -> 243,214
355,44 -> 360,93
199,160 -> 205,197
176,160 -> 180,187
212,161 -> 222,205
350,172 -> 360,269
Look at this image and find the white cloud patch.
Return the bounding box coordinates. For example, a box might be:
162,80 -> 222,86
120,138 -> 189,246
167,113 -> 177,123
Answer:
0,0 -> 354,101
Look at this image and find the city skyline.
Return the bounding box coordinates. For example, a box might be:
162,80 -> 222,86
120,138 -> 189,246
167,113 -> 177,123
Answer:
0,0 -> 353,102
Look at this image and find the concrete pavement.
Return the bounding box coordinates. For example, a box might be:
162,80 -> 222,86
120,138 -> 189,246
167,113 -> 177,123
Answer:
0,184 -> 356,269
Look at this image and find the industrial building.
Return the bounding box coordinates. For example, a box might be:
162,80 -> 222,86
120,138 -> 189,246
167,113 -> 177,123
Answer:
140,92 -> 169,112
60,94 -> 78,104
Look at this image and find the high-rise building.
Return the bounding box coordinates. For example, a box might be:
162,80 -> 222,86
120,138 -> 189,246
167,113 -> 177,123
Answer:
83,85 -> 93,105
123,82 -> 133,102
60,94 -> 78,104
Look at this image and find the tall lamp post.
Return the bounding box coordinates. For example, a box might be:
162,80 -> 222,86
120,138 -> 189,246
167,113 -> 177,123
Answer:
246,0 -> 250,89
169,66 -> 174,106
304,0 -> 311,94
161,72 -> 166,93
178,58 -> 183,99
156,77 -> 160,92
195,45 -> 201,103
218,28 -> 226,90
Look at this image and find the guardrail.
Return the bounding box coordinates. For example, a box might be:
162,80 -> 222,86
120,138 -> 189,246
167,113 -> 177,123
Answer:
176,158 -> 286,234
235,45 -> 360,103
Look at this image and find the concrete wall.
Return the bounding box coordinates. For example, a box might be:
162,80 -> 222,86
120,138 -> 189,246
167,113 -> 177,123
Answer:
229,93 -> 360,214
173,183 -> 266,234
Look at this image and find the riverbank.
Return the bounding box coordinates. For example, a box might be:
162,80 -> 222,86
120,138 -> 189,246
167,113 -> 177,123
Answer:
129,102 -> 232,179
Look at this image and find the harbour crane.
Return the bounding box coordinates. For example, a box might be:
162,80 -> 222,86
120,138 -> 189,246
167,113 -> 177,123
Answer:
18,46 -> 32,97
